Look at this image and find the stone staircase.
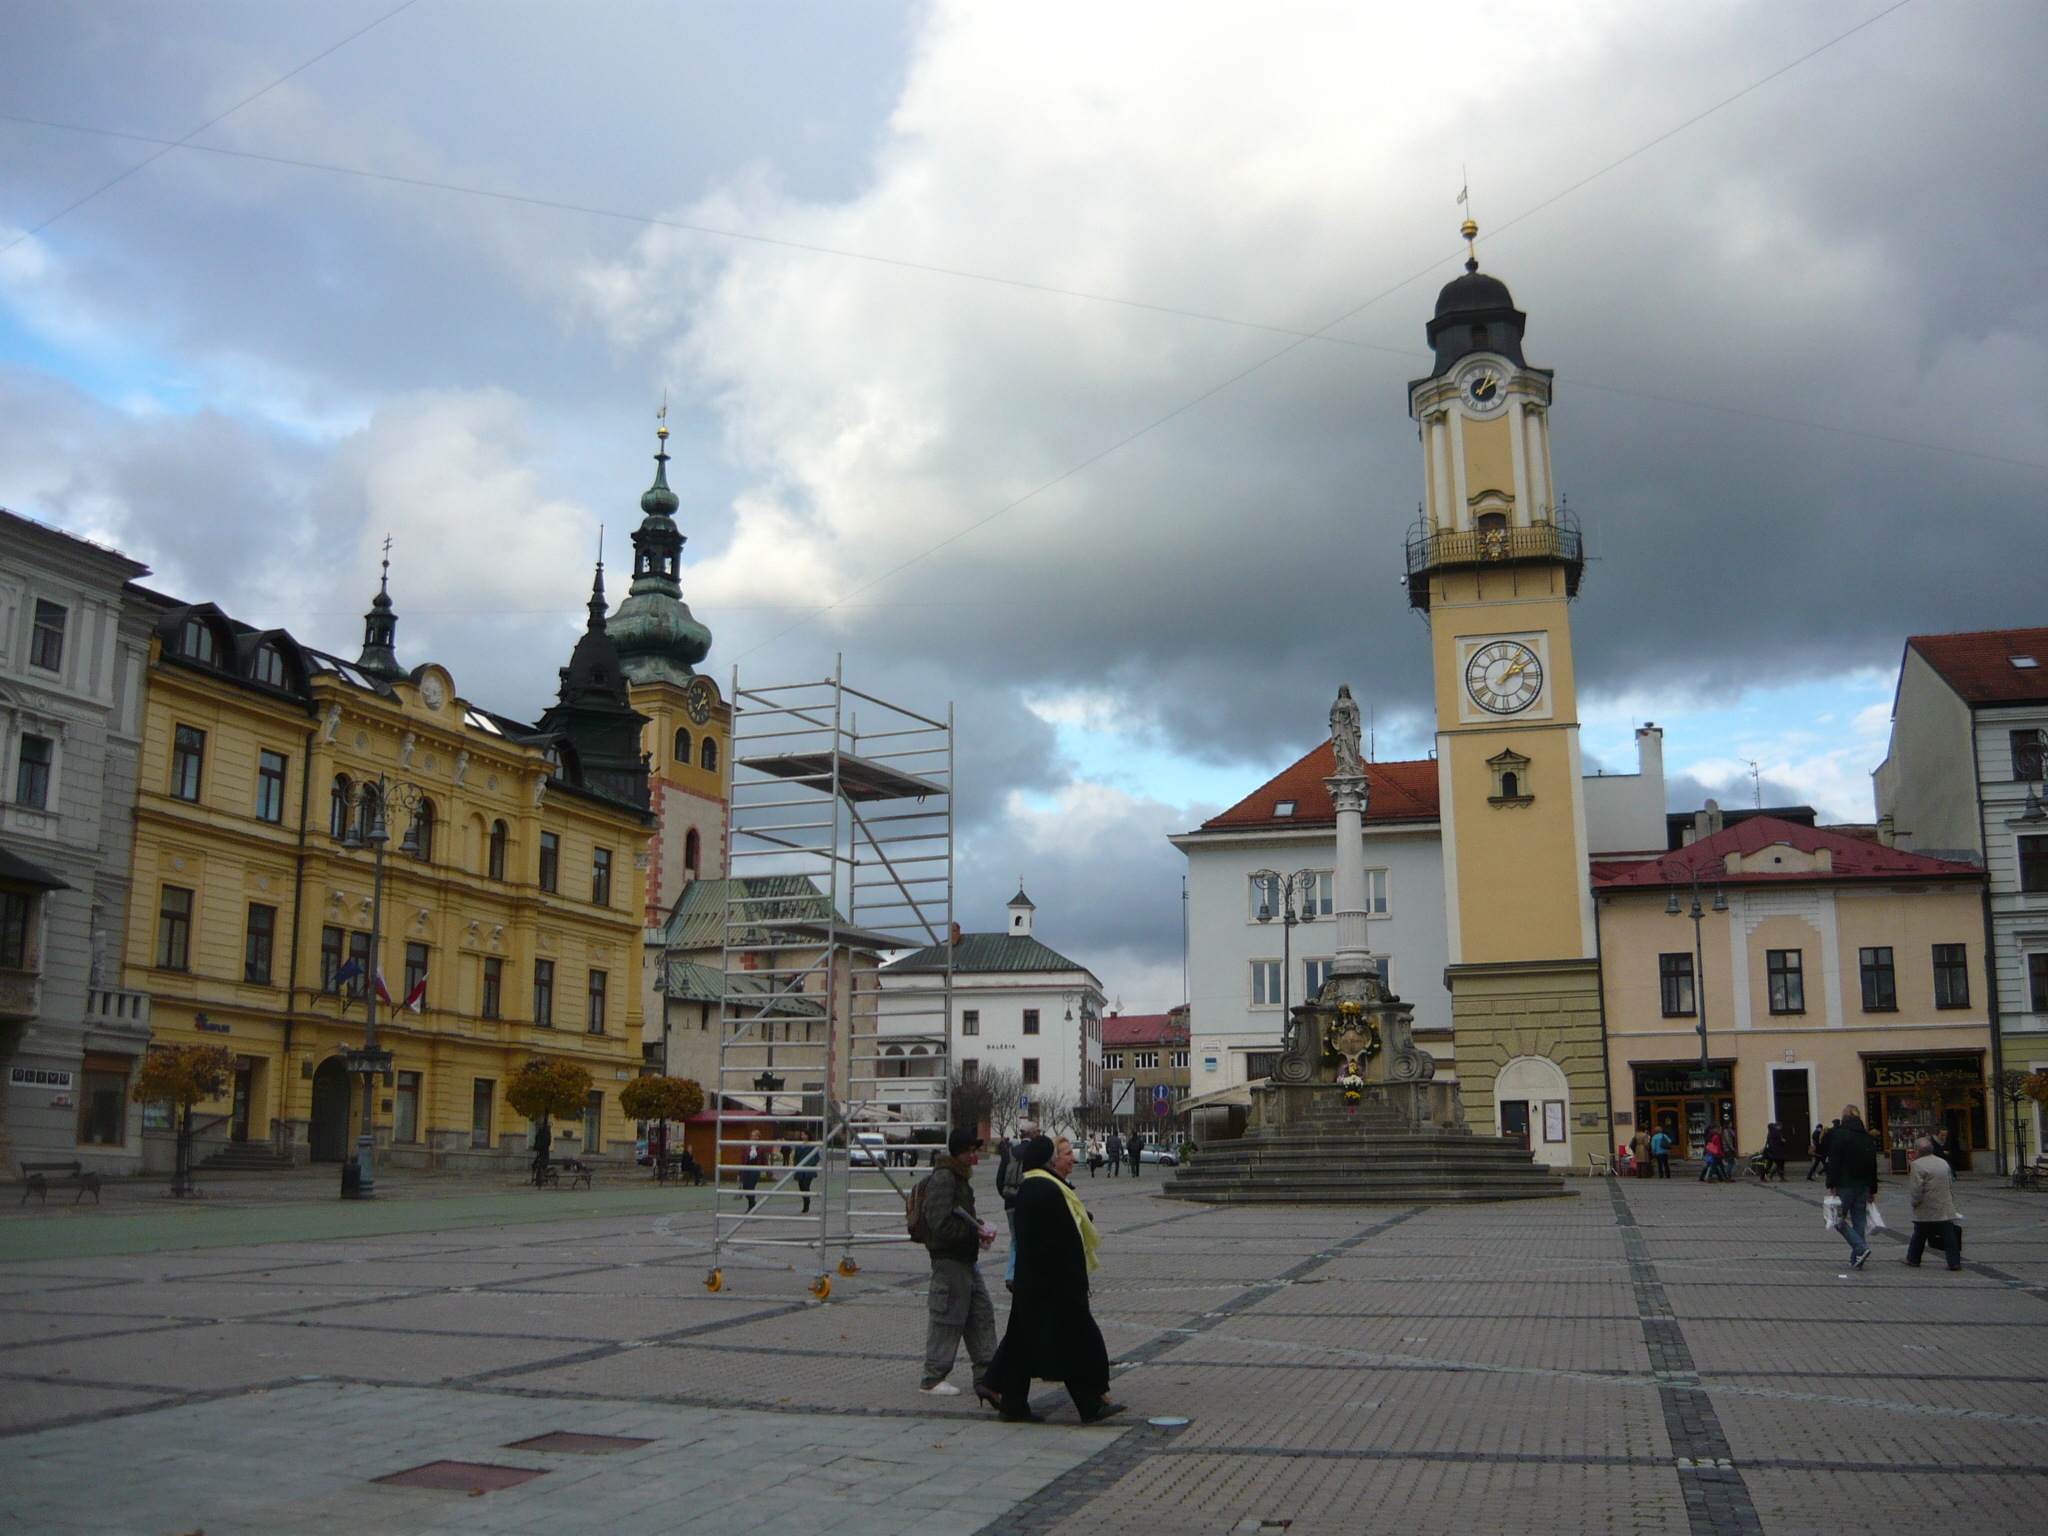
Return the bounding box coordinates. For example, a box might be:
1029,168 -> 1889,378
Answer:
1162,1096 -> 1569,1205
197,1141 -> 297,1173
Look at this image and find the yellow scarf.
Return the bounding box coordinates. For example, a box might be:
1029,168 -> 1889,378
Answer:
1024,1168 -> 1101,1272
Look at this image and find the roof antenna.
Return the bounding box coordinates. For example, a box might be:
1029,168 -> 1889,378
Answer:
1457,174 -> 1478,272
1747,760 -> 1762,809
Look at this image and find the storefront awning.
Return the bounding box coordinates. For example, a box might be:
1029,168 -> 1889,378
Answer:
0,846 -> 70,891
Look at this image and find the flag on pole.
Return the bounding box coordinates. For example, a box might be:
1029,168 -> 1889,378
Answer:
333,957 -> 364,989
403,974 -> 427,1012
374,971 -> 394,1007
1456,185 -> 1468,204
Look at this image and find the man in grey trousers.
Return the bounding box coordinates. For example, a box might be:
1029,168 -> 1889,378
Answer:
1903,1136 -> 1963,1271
919,1128 -> 1000,1404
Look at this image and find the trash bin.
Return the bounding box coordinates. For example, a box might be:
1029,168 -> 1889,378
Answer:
340,1159 -> 361,1198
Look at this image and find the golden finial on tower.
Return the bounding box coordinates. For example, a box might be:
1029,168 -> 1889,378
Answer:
1457,176 -> 1478,271
655,393 -> 669,445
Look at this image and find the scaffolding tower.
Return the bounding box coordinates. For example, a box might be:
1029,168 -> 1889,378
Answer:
706,661 -> 953,1298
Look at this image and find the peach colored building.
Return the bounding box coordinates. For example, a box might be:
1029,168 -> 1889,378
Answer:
1596,816 -> 1991,1171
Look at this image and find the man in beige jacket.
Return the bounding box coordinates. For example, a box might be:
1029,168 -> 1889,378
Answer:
1903,1137 -> 1963,1271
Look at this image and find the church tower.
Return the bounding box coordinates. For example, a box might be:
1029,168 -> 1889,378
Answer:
1405,222 -> 1606,1169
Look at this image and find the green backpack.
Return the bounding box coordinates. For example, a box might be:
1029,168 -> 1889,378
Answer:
905,1172 -> 936,1244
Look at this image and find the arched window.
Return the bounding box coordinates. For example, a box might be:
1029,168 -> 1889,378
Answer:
250,645 -> 287,688
179,618 -> 216,663
329,774 -> 353,839
881,1045 -> 905,1080
405,798 -> 435,862
683,826 -> 701,876
700,736 -> 718,774
1476,511 -> 1508,532
355,783 -> 380,843
673,726 -> 691,765
1499,771 -> 1519,799
488,819 -> 508,881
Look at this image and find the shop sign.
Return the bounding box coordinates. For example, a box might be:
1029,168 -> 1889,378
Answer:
9,1067 -> 74,1089
1633,1063 -> 1732,1096
1866,1055 -> 1983,1092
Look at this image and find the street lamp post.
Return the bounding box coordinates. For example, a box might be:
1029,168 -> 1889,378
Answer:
1665,869 -> 1729,1150
336,774 -> 427,1200
1251,869 -> 1321,1017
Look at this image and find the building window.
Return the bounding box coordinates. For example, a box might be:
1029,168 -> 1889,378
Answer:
1171,1049 -> 1189,1069
538,832 -> 560,893
2012,729 -> 2047,782
592,848 -> 613,906
1022,1008 -> 1040,1035
15,734 -> 52,809
481,955 -> 504,1019
684,826 -> 701,874
320,925 -> 345,992
584,1091 -> 604,1151
1251,959 -> 1282,1006
157,886 -> 193,970
673,726 -> 691,764
29,599 -> 66,671
255,749 -> 287,823
2021,835 -> 2048,894
1932,944 -> 1970,1009
406,798 -> 434,862
353,784 -> 379,843
1659,953 -> 1696,1017
251,644 -> 287,688
244,903 -> 276,985
330,775 -> 353,838
348,931 -> 372,996
1303,871 -> 1335,917
170,725 -> 205,801
1134,1050 -> 1160,1070
533,959 -> 555,1026
2030,953 -> 2048,1014
178,617 -> 216,662
1766,949 -> 1805,1014
1858,947 -> 1897,1012
1304,958 -> 1334,996
471,1078 -> 495,1148
77,1059 -> 129,1146
1245,1051 -> 1280,1081
587,969 -> 608,1033
404,942 -> 429,1007
488,819 -> 508,881
394,1071 -> 421,1143
960,1058 -> 978,1081
0,890 -> 31,968
1367,868 -> 1389,915
700,737 -> 718,773
1104,1051 -> 1124,1070
1021,1058 -> 1040,1086
960,1009 -> 979,1036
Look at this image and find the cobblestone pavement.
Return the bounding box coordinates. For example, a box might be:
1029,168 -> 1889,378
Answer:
1,1164 -> 2043,1535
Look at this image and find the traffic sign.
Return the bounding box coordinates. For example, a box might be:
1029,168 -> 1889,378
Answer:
1153,1083 -> 1173,1110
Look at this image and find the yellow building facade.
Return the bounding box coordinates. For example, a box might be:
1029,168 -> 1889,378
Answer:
1406,230 -> 1605,1169
1597,816 -> 1992,1171
125,576 -> 654,1169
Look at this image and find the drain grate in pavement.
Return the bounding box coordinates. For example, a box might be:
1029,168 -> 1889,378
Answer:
374,1461 -> 547,1492
505,1432 -> 655,1455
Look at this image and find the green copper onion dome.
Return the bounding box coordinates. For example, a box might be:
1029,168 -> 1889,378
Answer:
606,416 -> 713,687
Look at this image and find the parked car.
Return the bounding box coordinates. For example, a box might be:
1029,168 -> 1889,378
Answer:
849,1132 -> 888,1166
1138,1145 -> 1180,1166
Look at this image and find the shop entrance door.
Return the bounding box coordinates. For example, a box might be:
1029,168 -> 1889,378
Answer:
1500,1100 -> 1531,1150
1944,1107 -> 1973,1173
309,1058 -> 352,1162
1651,1101 -> 1686,1157
1771,1069 -> 1811,1152
230,1065 -> 253,1142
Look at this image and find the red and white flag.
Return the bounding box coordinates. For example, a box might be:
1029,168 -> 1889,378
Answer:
402,975 -> 427,1013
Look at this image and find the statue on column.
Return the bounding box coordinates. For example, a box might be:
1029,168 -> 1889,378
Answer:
1330,684 -> 1363,778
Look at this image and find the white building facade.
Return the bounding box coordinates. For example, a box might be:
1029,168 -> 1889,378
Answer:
878,889 -> 1104,1121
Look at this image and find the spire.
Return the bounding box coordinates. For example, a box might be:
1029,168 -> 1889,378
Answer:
608,402 -> 713,685
587,531 -> 608,631
356,535 -> 406,681
642,402 -> 680,519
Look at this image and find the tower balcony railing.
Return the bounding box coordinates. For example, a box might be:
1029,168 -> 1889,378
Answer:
1404,511 -> 1583,611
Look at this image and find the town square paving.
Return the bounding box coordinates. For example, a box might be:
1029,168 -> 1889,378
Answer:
2,1167 -> 2044,1535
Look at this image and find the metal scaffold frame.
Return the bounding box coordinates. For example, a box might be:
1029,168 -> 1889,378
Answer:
706,658 -> 953,1299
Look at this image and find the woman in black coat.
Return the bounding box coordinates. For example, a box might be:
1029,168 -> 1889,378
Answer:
985,1135 -> 1123,1423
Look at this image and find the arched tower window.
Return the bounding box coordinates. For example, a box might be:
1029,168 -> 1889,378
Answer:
1476,511 -> 1508,532
700,736 -> 718,774
488,819 -> 509,881
1469,324 -> 1488,351
683,827 -> 701,875
330,775 -> 352,839
673,726 -> 691,765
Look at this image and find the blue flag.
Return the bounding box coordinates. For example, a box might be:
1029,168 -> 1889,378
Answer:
333,958 -> 364,987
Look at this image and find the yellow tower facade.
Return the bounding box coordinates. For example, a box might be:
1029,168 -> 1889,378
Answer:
1406,229 -> 1606,1169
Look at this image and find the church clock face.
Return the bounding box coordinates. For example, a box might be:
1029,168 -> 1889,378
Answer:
1465,640 -> 1544,714
1458,361 -> 1507,416
685,675 -> 715,726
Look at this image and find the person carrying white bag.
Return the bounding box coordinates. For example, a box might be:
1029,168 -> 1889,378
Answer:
1822,1106 -> 1882,1270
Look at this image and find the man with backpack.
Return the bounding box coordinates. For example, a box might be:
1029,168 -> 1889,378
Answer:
914,1128 -> 999,1403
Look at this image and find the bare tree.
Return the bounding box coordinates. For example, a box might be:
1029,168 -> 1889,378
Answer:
952,1064 -> 1024,1138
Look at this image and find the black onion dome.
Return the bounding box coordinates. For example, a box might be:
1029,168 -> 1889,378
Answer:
1425,267 -> 1527,378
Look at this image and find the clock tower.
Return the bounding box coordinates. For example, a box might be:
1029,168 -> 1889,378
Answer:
1405,223 -> 1606,1169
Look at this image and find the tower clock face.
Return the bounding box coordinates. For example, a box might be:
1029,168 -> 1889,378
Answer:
1458,361 -> 1507,416
1465,640 -> 1544,714
685,675 -> 715,725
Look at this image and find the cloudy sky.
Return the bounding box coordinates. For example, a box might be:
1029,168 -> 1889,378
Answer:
4,1 -> 2043,1010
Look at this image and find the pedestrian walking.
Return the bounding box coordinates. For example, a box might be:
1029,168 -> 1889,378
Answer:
1629,1127 -> 1653,1179
1127,1135 -> 1142,1178
1085,1137 -> 1104,1177
914,1129 -> 1002,1404
1902,1136 -> 1963,1271
1808,1119 -> 1836,1181
1104,1130 -> 1123,1178
1761,1123 -> 1789,1182
995,1120 -> 1037,1286
1650,1127 -> 1673,1178
985,1135 -> 1123,1424
1825,1106 -> 1881,1270
1699,1126 -> 1725,1183
794,1139 -> 819,1214
530,1118 -> 552,1188
739,1126 -> 768,1211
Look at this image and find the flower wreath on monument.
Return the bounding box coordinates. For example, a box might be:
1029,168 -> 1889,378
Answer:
1324,999 -> 1380,1103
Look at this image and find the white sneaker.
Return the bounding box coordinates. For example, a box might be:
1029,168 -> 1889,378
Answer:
919,1380 -> 961,1396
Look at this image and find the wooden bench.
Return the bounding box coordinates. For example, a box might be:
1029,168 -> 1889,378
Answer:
19,1161 -> 101,1206
541,1159 -> 593,1191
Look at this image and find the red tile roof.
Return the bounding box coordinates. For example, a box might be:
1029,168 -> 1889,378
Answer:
1594,815 -> 1980,890
1200,746 -> 1438,831
1102,1012 -> 1187,1047
1909,628 -> 2048,705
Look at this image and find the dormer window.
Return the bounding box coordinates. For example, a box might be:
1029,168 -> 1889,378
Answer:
251,645 -> 286,688
2012,656 -> 2039,669
1273,800 -> 1296,817
179,618 -> 216,663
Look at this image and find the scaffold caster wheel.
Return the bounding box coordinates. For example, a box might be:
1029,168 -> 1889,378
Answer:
838,1258 -> 859,1276
809,1275 -> 832,1300
704,1269 -> 723,1293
